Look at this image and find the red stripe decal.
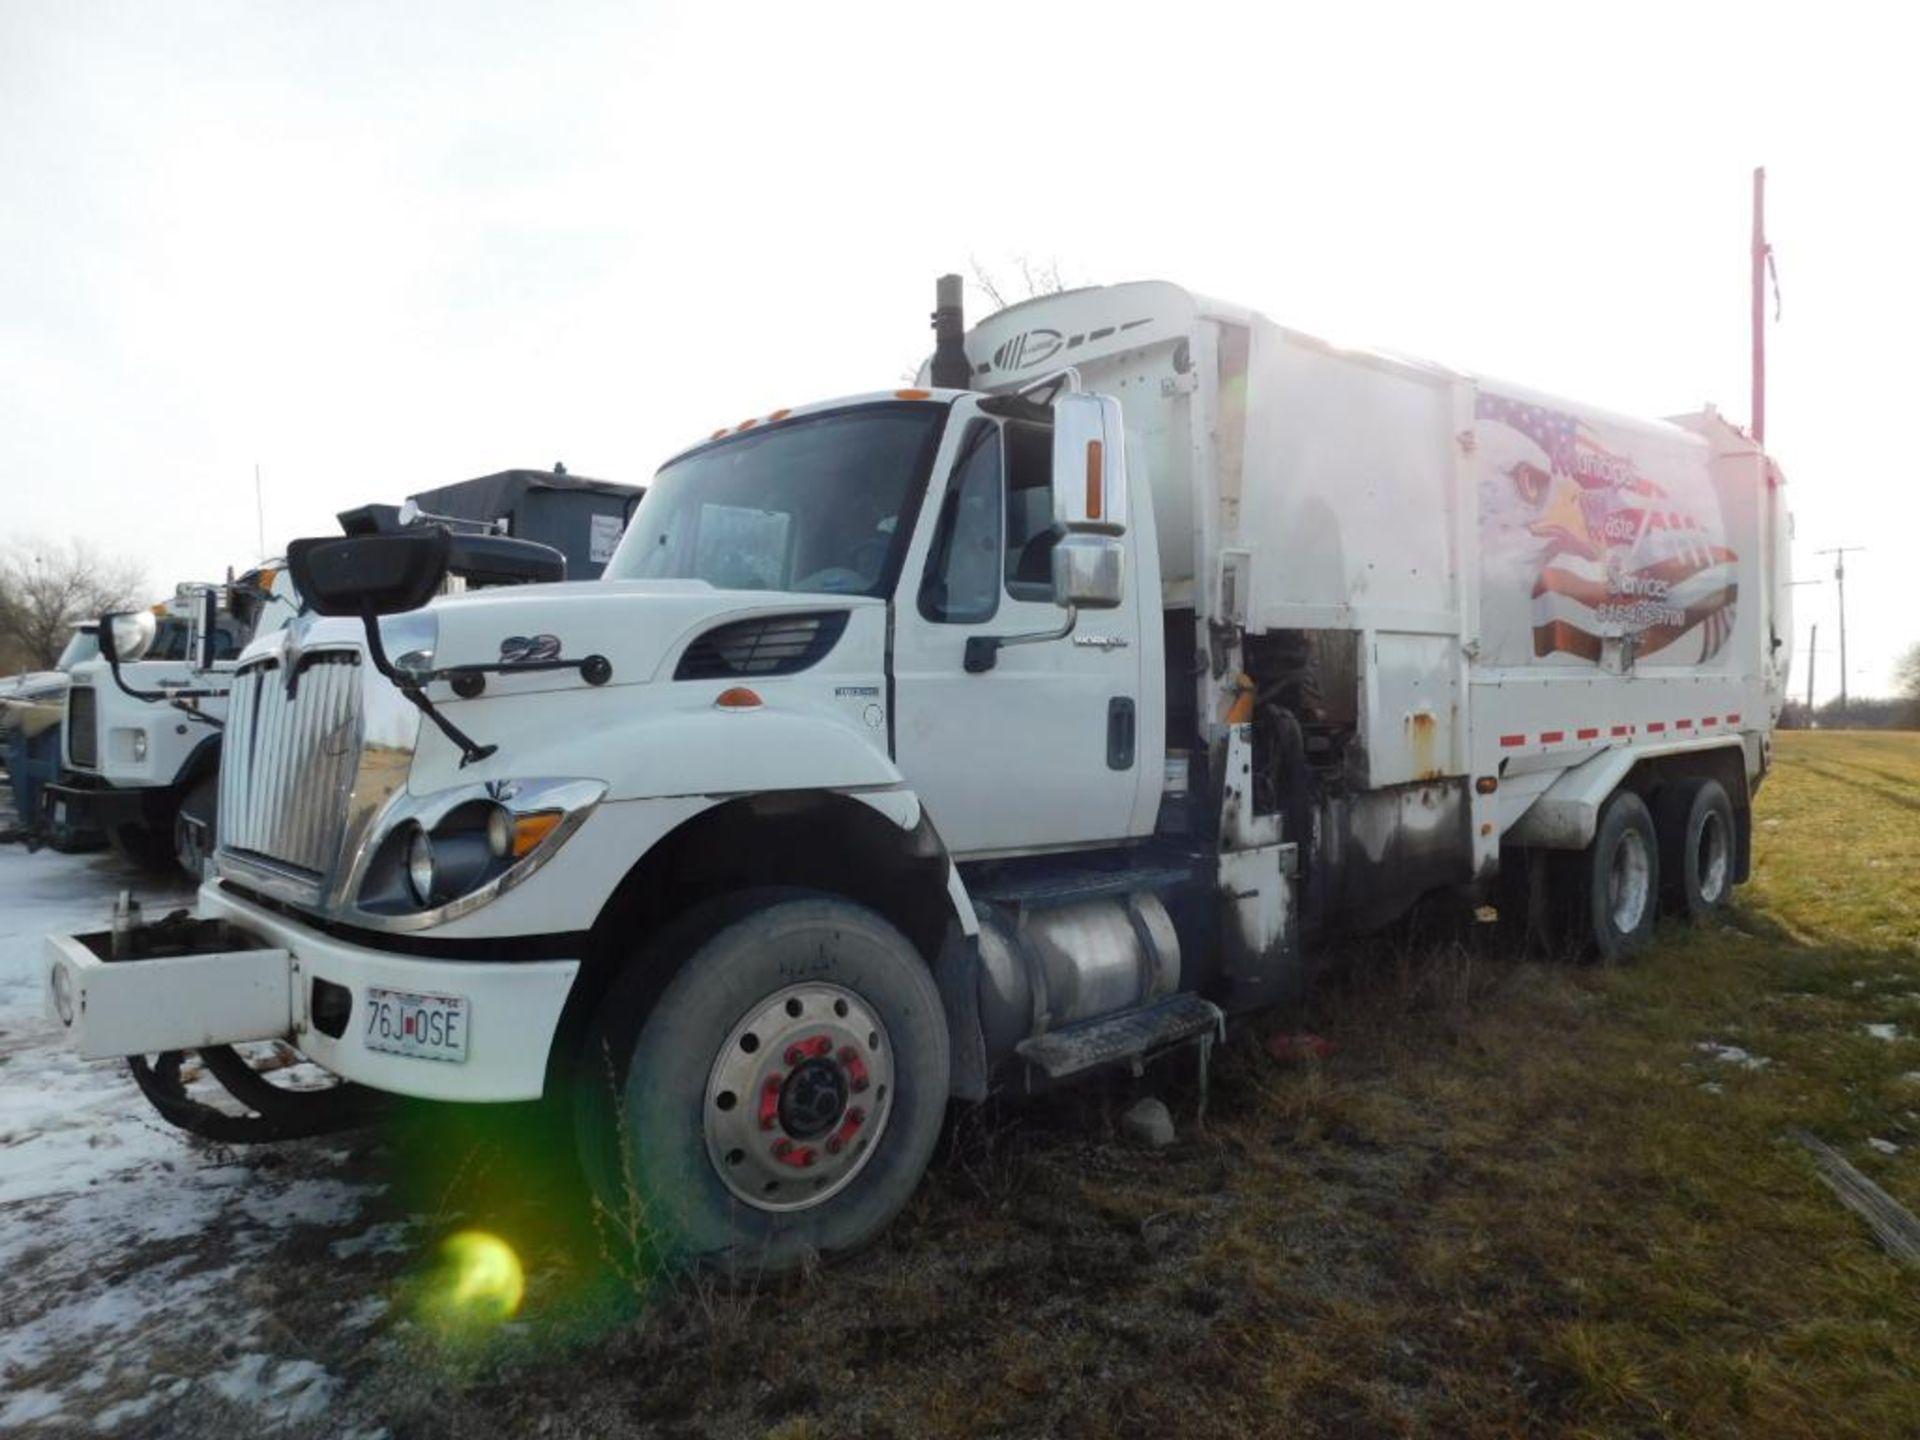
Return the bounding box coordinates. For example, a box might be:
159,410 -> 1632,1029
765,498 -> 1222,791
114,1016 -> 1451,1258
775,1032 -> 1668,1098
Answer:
1677,718 -> 1694,729
1647,721 -> 1667,733
1499,734 -> 1526,748
1576,727 -> 1599,740
1540,730 -> 1565,743
1611,724 -> 1632,737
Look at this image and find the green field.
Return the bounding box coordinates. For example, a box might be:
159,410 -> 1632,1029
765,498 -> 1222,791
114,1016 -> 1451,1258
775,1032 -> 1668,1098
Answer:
391,732 -> 1920,1439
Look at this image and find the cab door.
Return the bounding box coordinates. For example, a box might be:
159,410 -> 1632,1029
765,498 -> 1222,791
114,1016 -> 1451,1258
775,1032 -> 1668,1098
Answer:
890,400 -> 1145,858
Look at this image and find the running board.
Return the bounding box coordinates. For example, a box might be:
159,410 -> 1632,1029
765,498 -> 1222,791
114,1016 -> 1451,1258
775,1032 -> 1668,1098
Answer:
1016,992 -> 1225,1115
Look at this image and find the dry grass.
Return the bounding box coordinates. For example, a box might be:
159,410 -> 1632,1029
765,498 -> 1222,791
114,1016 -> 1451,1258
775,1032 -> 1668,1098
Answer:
336,731 -> 1920,1439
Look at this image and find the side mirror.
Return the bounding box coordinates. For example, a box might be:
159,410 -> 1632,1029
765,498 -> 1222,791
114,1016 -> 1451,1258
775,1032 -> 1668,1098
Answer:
288,529 -> 451,618
97,610 -> 157,665
1052,533 -> 1126,610
1050,392 -> 1128,537
184,585 -> 220,672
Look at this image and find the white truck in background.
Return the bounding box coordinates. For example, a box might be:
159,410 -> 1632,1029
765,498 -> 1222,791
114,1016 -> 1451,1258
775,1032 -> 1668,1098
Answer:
47,277 -> 1791,1270
51,469 -> 643,879
51,570 -> 300,874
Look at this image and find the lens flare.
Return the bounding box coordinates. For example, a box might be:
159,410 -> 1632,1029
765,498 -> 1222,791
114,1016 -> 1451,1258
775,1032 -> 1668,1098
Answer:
437,1229 -> 525,1322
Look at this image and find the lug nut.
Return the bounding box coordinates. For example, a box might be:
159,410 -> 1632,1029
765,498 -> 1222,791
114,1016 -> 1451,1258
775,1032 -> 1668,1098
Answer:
826,1136 -> 844,1155
848,1107 -> 867,1126
784,1045 -> 805,1066
772,1138 -> 793,1158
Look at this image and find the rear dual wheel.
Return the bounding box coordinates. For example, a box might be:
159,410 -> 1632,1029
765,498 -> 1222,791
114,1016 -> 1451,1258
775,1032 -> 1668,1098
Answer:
1656,776 -> 1735,921
575,893 -> 949,1276
1564,790 -> 1659,964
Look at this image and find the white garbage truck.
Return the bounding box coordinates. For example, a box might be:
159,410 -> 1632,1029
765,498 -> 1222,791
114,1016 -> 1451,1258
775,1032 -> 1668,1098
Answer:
47,277 -> 1792,1269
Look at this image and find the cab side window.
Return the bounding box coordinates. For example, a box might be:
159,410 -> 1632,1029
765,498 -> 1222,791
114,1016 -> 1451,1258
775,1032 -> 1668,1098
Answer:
918,421 -> 1003,624
1003,417 -> 1056,602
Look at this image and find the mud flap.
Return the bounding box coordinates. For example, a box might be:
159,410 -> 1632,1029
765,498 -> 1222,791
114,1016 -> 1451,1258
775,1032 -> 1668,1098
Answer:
932,919 -> 989,1102
1218,842 -> 1304,1005
1218,723 -> 1305,1004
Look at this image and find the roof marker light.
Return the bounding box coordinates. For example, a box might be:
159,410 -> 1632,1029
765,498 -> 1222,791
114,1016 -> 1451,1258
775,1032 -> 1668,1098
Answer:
715,687 -> 763,710
894,389 -> 932,400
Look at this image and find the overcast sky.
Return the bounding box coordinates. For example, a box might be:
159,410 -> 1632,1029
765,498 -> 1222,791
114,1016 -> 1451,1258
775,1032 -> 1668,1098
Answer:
2,1 -> 1913,698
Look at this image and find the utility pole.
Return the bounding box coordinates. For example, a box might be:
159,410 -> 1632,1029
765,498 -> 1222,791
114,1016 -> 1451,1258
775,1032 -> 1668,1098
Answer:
1752,166 -> 1768,446
1785,577 -> 1822,718
1806,623 -> 1817,714
1816,547 -> 1864,722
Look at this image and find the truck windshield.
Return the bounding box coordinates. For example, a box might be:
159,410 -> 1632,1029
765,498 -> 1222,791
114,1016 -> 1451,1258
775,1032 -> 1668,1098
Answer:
606,403 -> 946,597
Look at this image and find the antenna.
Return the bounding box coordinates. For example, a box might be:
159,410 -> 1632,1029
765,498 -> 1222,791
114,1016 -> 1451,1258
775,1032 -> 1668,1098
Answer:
1815,547 -> 1865,721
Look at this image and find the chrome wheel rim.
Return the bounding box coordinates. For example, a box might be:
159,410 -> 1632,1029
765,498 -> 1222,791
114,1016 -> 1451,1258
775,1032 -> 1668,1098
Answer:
1608,829 -> 1652,934
703,982 -> 894,1213
1696,811 -> 1730,905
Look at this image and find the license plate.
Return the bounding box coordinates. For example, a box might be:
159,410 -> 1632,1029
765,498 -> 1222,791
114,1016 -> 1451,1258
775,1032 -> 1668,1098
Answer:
363,986 -> 469,1063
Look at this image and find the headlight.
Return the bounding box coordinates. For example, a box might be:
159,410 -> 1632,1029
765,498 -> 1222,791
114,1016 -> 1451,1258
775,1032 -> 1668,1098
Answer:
406,825 -> 436,905
354,778 -> 606,923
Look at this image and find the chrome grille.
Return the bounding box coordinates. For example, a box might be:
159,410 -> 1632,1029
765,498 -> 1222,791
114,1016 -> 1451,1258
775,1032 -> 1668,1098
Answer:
219,653 -> 362,879
66,684 -> 98,769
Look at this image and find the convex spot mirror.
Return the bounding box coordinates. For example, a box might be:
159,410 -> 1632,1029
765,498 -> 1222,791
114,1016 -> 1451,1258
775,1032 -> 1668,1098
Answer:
97,609 -> 157,664
288,529 -> 450,618
1052,533 -> 1126,610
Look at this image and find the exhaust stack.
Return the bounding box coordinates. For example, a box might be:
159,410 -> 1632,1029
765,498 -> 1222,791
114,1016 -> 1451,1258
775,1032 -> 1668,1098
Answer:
929,273 -> 971,389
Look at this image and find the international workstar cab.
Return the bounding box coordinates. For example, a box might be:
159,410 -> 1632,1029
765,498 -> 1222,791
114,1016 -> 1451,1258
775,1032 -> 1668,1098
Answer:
47,278 -> 1792,1270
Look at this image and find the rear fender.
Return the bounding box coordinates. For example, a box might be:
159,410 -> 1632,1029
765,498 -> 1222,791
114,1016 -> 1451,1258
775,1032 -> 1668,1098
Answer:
1505,739 -> 1746,851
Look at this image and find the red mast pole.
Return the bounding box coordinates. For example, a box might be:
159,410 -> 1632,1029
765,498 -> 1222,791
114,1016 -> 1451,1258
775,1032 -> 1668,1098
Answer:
1751,166 -> 1767,447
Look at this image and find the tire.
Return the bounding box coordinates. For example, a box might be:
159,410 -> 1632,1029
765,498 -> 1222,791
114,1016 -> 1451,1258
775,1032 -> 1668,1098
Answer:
1655,776 -> 1736,921
108,819 -> 178,873
1565,790 -> 1660,964
575,892 -> 949,1276
174,776 -> 218,882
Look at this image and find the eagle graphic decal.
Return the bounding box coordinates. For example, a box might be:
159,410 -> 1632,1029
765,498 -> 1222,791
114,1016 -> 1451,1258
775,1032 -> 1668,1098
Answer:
1476,391 -> 1738,668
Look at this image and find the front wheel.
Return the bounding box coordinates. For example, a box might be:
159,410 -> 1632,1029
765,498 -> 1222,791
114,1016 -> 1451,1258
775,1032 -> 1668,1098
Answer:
576,893 -> 949,1276
174,776 -> 218,882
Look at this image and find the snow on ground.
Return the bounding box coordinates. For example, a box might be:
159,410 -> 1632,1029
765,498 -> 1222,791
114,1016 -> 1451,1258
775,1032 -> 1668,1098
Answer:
0,837 -> 404,1433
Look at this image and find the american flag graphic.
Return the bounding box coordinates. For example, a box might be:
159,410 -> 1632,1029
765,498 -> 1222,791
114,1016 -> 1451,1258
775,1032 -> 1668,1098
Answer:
1477,392 -> 1737,664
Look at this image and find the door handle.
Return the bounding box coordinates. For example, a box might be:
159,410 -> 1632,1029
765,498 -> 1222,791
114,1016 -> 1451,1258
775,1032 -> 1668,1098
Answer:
1107,697 -> 1136,770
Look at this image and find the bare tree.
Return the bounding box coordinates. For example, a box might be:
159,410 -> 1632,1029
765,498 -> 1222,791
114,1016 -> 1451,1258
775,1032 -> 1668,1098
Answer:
969,254 -> 1071,313
1896,641 -> 1920,726
902,257 -> 1080,382
0,539 -> 148,671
